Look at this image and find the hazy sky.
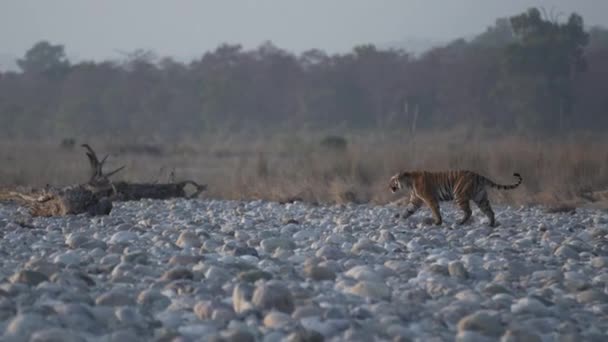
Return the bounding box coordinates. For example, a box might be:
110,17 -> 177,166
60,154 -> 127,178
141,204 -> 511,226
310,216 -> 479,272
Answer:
1,0 -> 607,62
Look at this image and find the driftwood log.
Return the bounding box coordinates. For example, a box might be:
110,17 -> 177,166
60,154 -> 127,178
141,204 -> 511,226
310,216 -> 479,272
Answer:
0,144 -> 207,217
0,185 -> 113,217
82,144 -> 207,201
113,180 -> 206,201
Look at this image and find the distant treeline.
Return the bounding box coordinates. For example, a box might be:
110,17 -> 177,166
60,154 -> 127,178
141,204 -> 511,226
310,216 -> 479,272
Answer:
1,8 -> 607,140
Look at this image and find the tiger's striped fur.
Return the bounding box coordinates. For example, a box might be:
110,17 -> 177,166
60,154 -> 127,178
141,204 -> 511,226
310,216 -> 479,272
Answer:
388,170 -> 522,227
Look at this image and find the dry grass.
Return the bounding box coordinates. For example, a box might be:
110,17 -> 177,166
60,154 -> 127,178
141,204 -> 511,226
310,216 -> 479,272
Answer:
1,129 -> 608,208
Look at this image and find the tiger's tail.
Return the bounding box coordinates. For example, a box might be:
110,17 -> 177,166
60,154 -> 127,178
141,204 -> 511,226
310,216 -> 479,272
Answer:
485,173 -> 522,190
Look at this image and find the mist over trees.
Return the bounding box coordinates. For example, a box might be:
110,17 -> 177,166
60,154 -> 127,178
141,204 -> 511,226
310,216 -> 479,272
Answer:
1,8 -> 607,140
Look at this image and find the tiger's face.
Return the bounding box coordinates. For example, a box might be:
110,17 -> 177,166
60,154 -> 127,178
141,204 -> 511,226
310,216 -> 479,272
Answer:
389,173 -> 403,193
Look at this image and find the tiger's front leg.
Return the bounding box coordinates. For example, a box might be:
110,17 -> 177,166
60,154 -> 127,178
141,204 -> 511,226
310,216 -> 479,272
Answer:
397,193 -> 423,220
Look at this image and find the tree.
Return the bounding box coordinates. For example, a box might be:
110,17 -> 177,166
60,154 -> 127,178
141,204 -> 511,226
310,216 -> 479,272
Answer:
473,18 -> 514,48
17,41 -> 70,76
504,8 -> 589,132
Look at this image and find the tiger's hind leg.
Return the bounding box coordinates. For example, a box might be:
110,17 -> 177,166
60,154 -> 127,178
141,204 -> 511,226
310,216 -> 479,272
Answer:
474,192 -> 496,227
454,196 -> 472,225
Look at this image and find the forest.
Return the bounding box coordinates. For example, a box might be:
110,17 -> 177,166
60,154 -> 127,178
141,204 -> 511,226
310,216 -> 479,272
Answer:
1,8 -> 607,140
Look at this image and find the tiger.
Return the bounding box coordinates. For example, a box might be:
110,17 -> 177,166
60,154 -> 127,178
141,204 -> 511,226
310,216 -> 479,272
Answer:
388,170 -> 522,227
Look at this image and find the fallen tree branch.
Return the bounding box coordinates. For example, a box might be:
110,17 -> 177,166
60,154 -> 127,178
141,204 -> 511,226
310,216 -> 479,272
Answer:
112,180 -> 207,201
0,185 -> 113,217
0,144 -> 207,217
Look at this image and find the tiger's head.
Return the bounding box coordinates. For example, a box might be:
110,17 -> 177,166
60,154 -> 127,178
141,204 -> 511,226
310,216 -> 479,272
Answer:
389,172 -> 407,193
389,171 -> 413,193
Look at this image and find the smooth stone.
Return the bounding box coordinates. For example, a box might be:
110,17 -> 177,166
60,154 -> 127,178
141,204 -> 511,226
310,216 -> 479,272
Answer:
5,313 -> 51,339
284,329 -> 324,342
176,231 -> 202,248
449,261 -> 469,278
260,238 -> 296,253
511,298 -> 550,316
576,289 -> 608,304
303,264 -> 336,281
344,265 -> 380,281
263,310 -> 293,328
315,245 -> 346,260
161,267 -> 194,281
96,290 -> 135,306
29,328 -> 86,342
500,329 -> 542,342
9,269 -> 49,286
457,311 -> 504,337
220,328 -> 256,342
252,282 -> 295,313
238,269 -> 273,283
109,231 -> 139,244
233,283 -> 255,314
346,281 -> 390,300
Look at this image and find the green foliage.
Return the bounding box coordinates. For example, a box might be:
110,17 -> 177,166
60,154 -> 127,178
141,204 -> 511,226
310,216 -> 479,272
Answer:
472,18 -> 515,48
1,10 -> 607,139
320,135 -> 348,152
502,8 -> 589,132
17,41 -> 70,76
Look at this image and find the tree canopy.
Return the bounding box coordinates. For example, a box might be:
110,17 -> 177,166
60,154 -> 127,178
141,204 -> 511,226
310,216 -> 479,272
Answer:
1,8 -> 607,140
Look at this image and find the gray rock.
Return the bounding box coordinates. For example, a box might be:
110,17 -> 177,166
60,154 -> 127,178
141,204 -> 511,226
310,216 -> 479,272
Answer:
23,259 -> 61,277
284,329 -> 324,342
449,261 -> 469,278
554,245 -> 579,260
500,329 -> 542,342
233,283 -> 255,314
220,328 -> 256,342
115,306 -> 144,327
66,233 -> 106,250
29,328 -> 86,342
9,269 -> 49,286
346,281 -> 390,300
292,305 -> 323,319
344,265 -> 380,281
252,281 -> 295,313
457,311 -> 504,337
263,310 -> 293,328
511,298 -> 550,316
315,245 -> 346,260
591,256 -> 608,268
121,251 -> 148,264
54,303 -> 100,334
5,313 -> 51,339
576,289 -> 608,304
0,297 -> 16,320
303,264 -> 336,281
106,329 -> 142,342
205,265 -> 232,283
238,269 -> 273,283
161,267 -> 194,281
53,251 -> 82,265
169,254 -> 204,265
455,330 -> 495,342
260,237 -> 296,253
176,231 -> 202,248
378,229 -> 396,243
109,231 -> 139,244
96,289 -> 135,306
178,324 -> 218,338
351,238 -> 385,254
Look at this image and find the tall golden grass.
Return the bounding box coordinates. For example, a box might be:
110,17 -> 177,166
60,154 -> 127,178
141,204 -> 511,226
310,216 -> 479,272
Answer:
1,129 -> 607,207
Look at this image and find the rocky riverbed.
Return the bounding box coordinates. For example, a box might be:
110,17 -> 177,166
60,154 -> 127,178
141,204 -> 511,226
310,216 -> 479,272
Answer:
0,199 -> 607,341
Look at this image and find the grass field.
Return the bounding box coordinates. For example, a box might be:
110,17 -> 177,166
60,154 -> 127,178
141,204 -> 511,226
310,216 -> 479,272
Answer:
2,129 -> 608,208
